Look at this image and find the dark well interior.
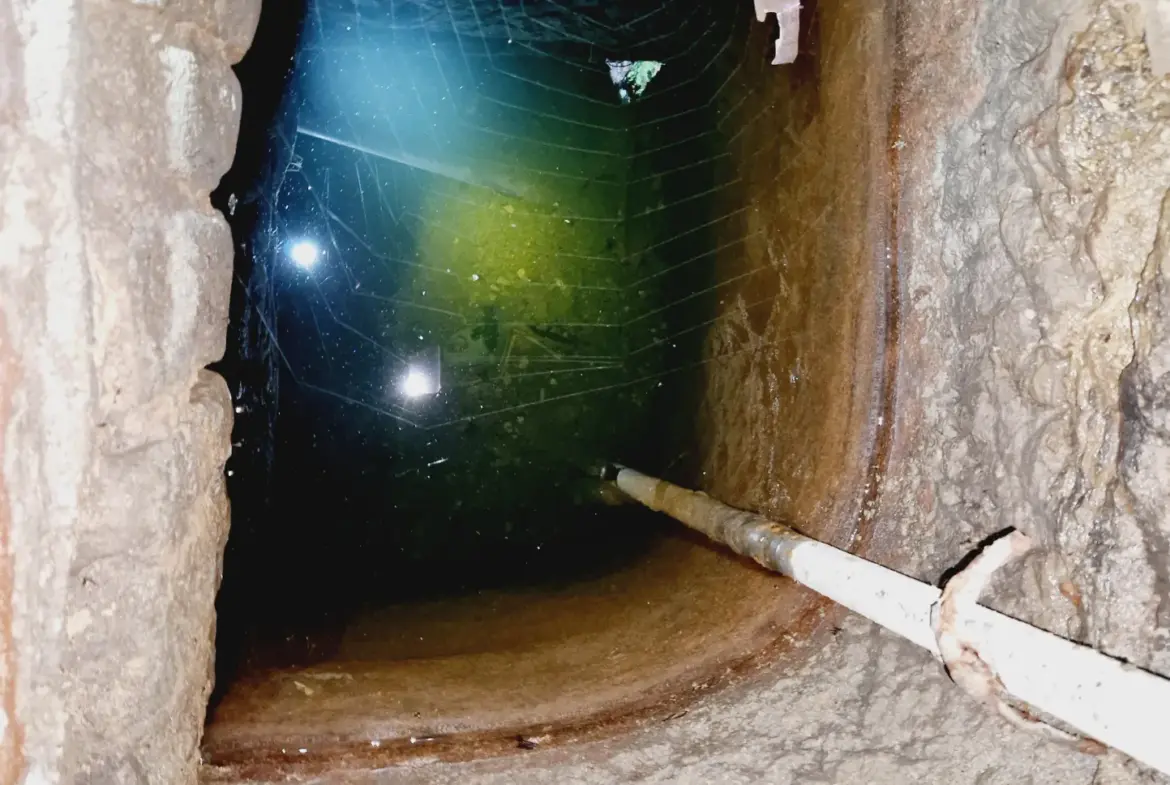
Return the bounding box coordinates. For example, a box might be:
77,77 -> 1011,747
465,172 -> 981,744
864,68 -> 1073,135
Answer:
204,0 -> 894,773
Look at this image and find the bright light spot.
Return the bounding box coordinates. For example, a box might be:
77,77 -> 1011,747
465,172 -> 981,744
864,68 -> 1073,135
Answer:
399,367 -> 437,398
288,240 -> 320,269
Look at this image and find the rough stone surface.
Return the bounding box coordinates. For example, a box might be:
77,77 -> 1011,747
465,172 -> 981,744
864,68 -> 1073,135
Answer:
0,1 -> 258,784
886,0 -> 1170,680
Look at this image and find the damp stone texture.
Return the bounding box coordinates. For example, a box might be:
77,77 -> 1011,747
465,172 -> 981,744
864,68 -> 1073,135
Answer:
0,1 -> 259,783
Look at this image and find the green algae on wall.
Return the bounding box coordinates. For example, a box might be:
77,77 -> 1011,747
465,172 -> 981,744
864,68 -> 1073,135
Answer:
380,129 -> 670,568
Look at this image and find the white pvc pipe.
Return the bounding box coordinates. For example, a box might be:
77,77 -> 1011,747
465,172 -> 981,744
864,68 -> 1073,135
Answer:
614,466 -> 1170,776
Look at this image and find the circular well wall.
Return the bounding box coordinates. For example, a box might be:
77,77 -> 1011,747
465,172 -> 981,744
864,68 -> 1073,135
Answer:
202,0 -> 895,777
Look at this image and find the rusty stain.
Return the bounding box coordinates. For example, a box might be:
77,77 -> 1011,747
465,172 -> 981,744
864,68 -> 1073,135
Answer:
201,598 -> 832,780
863,0 -> 902,561
201,542 -> 836,776
1059,579 -> 1083,609
1077,737 -> 1108,756
916,481 -> 935,514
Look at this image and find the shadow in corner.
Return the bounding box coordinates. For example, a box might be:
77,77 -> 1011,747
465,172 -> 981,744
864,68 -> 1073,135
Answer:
208,0 -> 307,714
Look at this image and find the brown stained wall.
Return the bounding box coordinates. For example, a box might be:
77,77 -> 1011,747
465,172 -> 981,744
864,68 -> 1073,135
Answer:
0,1 -> 259,783
700,0 -> 894,556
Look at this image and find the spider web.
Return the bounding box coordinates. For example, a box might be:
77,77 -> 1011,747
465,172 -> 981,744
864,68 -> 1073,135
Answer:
227,0 -> 776,572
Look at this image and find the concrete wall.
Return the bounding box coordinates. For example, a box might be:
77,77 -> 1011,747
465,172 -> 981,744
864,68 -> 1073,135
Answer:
0,1 -> 259,782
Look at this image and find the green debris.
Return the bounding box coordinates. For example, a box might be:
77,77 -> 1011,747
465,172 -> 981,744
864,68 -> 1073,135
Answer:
607,60 -> 664,104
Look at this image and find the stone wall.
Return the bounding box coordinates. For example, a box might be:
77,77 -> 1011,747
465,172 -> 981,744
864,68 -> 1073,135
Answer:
0,1 -> 259,783
886,0 -> 1170,677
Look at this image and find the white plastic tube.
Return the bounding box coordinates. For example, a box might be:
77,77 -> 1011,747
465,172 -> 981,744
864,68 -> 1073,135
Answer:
614,466 -> 1170,776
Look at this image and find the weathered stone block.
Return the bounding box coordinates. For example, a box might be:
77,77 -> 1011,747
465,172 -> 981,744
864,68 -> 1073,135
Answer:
79,7 -> 240,414
116,0 -> 263,64
64,371 -> 232,784
157,38 -> 244,188
206,0 -> 265,63
86,202 -> 233,416
2,0 -> 250,783
80,3 -> 244,191
165,209 -> 236,378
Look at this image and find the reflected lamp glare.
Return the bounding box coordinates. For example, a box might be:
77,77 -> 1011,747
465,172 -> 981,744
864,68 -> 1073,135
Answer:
288,239 -> 320,269
399,367 -> 437,399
